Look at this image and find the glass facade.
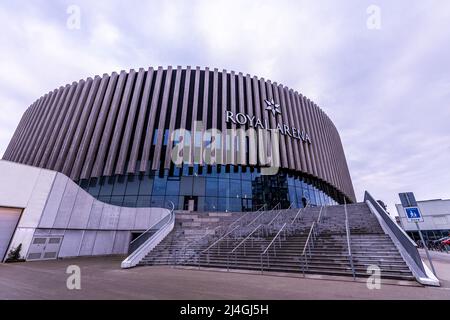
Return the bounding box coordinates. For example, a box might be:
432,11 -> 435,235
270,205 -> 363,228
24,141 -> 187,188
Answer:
406,230 -> 450,242
78,165 -> 344,212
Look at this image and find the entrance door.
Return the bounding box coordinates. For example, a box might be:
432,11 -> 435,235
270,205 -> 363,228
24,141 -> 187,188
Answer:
27,236 -> 63,261
183,196 -> 198,211
241,198 -> 253,212
0,207 -> 22,262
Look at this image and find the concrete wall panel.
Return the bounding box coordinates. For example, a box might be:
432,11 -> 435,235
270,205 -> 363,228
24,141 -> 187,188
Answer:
67,188 -> 94,229
39,174 -> 69,228
52,179 -> 79,229
112,231 -> 130,254
58,230 -> 83,258
79,230 -> 97,256
92,231 -> 115,255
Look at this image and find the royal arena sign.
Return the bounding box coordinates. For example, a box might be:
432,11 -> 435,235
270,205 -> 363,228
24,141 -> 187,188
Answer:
225,99 -> 312,144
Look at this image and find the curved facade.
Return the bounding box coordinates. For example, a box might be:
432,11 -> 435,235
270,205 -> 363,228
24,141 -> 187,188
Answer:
3,66 -> 355,211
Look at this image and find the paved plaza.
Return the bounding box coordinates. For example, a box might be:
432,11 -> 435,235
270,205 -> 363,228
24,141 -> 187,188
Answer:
1,253 -> 449,300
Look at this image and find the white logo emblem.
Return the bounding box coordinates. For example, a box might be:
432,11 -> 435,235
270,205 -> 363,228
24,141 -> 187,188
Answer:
264,99 -> 281,116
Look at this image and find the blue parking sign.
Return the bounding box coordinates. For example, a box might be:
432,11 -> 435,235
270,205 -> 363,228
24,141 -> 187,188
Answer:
405,207 -> 422,221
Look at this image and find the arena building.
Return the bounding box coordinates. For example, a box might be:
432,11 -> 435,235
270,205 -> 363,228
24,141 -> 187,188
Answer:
2,66 -> 355,213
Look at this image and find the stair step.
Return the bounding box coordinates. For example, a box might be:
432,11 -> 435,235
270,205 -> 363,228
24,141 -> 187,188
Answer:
134,203 -> 417,283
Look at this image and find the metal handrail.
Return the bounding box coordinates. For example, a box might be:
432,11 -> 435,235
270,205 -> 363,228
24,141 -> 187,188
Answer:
121,202 -> 176,268
269,202 -> 281,213
255,203 -> 268,212
202,203 -> 276,254
291,208 -> 304,225
227,204 -> 266,230
299,221 -> 318,276
261,223 -> 287,255
316,206 -> 324,224
259,222 -> 288,273
128,201 -> 175,251
175,225 -> 222,264
227,224 -> 264,271
344,198 -> 356,279
291,201 -> 309,225
268,209 -> 283,225
247,210 -> 266,227
230,224 -> 263,254
301,221 -> 317,256
202,224 -> 240,253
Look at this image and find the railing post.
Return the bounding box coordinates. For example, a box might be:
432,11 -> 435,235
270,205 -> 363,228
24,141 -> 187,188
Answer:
344,198 -> 356,280
305,254 -> 308,271
260,254 -> 263,274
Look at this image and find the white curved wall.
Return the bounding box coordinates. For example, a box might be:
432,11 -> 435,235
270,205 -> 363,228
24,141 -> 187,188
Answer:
0,160 -> 170,261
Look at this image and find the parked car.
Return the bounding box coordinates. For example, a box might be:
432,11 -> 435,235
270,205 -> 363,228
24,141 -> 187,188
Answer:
425,237 -> 450,251
434,236 -> 450,245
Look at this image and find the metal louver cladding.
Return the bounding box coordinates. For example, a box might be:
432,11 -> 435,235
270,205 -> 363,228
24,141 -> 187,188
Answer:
2,66 -> 356,202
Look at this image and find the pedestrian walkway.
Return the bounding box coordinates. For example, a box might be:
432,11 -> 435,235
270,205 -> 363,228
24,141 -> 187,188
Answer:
1,256 -> 449,300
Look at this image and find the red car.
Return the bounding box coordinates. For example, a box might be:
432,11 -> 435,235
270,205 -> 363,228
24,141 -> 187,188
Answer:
442,238 -> 450,246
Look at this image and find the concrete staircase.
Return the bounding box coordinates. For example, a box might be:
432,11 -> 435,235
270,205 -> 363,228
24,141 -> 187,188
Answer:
138,211 -> 239,266
137,203 -> 415,281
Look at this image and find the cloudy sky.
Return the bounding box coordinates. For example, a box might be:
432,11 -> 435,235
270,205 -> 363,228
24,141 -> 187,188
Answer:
1,0 -> 449,214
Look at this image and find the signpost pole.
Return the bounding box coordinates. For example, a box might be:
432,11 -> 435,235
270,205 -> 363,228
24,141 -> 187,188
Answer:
416,221 -> 437,276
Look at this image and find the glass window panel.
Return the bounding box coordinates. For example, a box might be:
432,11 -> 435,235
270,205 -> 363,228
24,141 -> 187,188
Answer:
152,176 -> 167,196
110,196 -> 124,206
315,189 -> 320,205
288,176 -> 295,186
163,129 -> 170,146
205,178 -> 218,197
210,165 -> 218,177
229,179 -> 241,198
98,196 -> 111,204
112,175 -> 127,196
150,196 -> 165,207
311,194 -> 317,206
241,167 -> 252,181
229,198 -> 241,212
288,185 -> 297,204
126,175 -> 140,195
192,177 -> 206,196
241,181 -> 252,199
79,179 -> 89,190
139,175 -> 153,195
218,179 -> 230,198
230,165 -> 241,180
88,178 -> 101,197
217,197 -> 229,212
166,180 -> 180,196
123,196 -> 137,207
99,177 -> 114,197
251,169 -> 260,180
205,197 -> 218,211
136,196 -> 151,207
180,176 -> 193,195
